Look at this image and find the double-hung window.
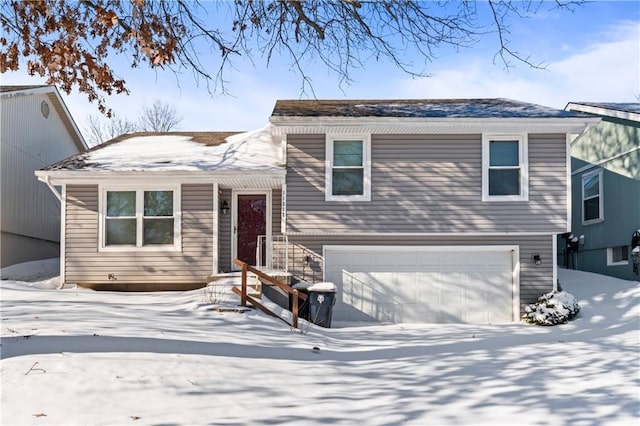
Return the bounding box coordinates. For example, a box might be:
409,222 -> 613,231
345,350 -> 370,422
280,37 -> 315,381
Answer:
482,134 -> 528,201
326,135 -> 371,201
582,169 -> 603,224
102,188 -> 180,250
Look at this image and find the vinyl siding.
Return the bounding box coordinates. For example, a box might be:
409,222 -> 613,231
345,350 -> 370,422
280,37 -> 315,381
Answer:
1,91 -> 81,243
218,188 -> 232,272
64,184 -> 213,285
566,155 -> 640,281
286,133 -> 567,234
288,234 -> 554,311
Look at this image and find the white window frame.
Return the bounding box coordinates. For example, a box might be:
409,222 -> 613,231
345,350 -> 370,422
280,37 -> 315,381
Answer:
99,186 -> 181,252
582,169 -> 604,225
607,246 -> 629,266
482,134 -> 529,202
325,134 -> 371,202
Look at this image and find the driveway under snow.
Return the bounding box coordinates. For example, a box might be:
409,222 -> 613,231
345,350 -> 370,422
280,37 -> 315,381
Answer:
1,261 -> 638,425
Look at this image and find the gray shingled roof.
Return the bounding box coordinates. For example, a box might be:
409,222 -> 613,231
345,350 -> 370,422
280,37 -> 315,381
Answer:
0,85 -> 49,93
271,98 -> 588,118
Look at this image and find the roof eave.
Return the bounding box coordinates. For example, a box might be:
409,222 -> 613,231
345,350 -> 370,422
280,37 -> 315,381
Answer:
35,168 -> 286,186
565,102 -> 640,123
269,116 -> 600,134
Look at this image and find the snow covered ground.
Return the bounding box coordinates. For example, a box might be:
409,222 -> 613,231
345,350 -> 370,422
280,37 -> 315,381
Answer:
1,260 -> 638,425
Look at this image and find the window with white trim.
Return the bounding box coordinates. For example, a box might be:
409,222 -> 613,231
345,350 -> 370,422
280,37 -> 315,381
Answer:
482,134 -> 528,201
101,188 -> 180,250
582,170 -> 603,224
326,135 -> 371,201
607,246 -> 629,266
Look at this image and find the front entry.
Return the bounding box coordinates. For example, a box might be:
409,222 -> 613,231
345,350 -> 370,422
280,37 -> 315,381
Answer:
233,192 -> 268,267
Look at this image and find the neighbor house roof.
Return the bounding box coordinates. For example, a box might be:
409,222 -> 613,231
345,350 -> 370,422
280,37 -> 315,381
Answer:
565,102 -> 640,123
271,98 -> 589,118
0,84 -> 49,93
0,85 -> 88,151
41,125 -> 284,173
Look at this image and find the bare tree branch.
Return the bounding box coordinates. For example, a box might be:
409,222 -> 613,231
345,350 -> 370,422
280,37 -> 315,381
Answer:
1,0 -> 585,114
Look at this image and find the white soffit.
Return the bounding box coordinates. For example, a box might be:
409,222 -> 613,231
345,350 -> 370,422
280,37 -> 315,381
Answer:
269,117 -> 599,135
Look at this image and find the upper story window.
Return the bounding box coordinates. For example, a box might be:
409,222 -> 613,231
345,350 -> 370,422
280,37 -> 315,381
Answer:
582,169 -> 603,224
325,135 -> 371,201
101,187 -> 180,250
482,134 -> 528,202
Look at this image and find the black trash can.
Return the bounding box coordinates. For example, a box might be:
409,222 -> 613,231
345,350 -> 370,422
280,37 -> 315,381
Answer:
307,282 -> 337,328
290,281 -> 311,321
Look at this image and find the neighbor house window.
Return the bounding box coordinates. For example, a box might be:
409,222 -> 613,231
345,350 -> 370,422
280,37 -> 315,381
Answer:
607,246 -> 628,266
582,170 -> 603,224
482,134 -> 528,201
326,135 -> 371,201
101,188 -> 179,250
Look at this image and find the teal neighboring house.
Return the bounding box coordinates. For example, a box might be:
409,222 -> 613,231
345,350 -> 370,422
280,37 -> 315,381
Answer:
562,102 -> 640,281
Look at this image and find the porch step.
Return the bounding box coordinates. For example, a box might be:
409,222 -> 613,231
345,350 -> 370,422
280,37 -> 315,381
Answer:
207,272 -> 262,297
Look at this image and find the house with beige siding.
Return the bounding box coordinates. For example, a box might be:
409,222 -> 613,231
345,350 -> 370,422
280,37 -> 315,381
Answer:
1,85 -> 87,267
36,98 -> 597,324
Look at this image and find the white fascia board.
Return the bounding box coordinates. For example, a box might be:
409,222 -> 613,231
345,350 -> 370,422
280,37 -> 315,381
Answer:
285,231 -> 557,237
269,116 -> 600,135
35,169 -> 286,185
323,244 -> 519,252
0,85 -> 55,98
566,103 -> 640,123
566,134 -> 572,232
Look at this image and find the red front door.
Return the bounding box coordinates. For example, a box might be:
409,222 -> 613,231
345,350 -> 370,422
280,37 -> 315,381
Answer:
236,194 -> 267,265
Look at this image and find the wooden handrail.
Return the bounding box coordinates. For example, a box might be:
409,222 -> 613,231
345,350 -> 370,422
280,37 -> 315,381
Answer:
232,258 -> 307,300
233,258 -> 305,329
231,287 -> 291,326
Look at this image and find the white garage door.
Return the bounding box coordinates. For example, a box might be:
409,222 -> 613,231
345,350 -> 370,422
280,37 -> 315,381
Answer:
323,246 -> 518,324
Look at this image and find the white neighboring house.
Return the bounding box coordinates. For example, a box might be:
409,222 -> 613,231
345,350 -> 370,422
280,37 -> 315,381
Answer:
1,85 -> 87,267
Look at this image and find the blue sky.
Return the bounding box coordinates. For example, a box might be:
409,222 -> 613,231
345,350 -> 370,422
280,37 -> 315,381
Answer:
1,1 -> 639,139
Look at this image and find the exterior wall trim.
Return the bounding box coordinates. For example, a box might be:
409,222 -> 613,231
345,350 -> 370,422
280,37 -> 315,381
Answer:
566,134 -> 572,231
60,184 -> 67,285
552,234 -> 558,291
212,182 -> 219,274
286,231 -> 555,237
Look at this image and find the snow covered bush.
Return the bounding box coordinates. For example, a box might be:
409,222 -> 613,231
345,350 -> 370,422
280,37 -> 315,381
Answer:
522,290 -> 580,326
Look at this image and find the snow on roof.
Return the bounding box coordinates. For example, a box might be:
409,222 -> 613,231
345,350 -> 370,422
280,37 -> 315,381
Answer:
271,98 -> 588,118
44,125 -> 284,172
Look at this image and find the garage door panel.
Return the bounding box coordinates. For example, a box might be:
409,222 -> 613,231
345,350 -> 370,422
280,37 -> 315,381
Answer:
325,247 -> 516,324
